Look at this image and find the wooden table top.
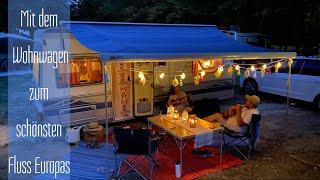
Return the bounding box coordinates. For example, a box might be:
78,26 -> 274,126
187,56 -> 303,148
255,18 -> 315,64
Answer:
148,116 -> 223,140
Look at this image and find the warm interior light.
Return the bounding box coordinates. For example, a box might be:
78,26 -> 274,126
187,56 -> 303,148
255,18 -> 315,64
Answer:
138,72 -> 145,80
251,65 -> 255,71
160,72 -> 165,79
203,60 -> 211,68
200,70 -> 205,77
181,73 -> 186,79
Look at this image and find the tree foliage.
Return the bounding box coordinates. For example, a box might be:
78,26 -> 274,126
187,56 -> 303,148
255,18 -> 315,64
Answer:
70,0 -> 319,49
1,0 -> 318,52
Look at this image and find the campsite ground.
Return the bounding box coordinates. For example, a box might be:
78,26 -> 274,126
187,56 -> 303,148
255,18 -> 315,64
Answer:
0,87 -> 320,179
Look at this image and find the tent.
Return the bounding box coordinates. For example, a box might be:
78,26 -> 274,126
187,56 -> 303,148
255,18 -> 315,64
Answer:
60,21 -> 296,172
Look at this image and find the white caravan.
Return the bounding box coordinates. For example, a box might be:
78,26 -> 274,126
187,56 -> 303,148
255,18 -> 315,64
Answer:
33,28 -> 234,126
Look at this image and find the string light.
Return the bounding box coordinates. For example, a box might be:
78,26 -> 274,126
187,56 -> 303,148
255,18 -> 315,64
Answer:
245,69 -> 250,78
160,72 -> 165,78
172,77 -> 179,87
227,65 -> 233,74
194,74 -> 200,85
277,62 -> 282,68
131,59 -> 290,86
181,72 -> 186,79
200,70 -> 205,77
235,65 -> 240,70
253,71 -> 257,78
263,64 -> 267,69
203,61 -> 211,68
275,62 -> 281,73
251,65 -> 255,71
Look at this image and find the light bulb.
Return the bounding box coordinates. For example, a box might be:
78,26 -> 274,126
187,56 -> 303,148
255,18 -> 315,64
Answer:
181,73 -> 186,79
277,62 -> 281,68
218,66 -> 224,73
201,70 -> 205,77
251,65 -> 255,71
235,65 -> 240,70
203,60 -> 211,68
160,72 -> 165,79
263,64 -> 267,69
138,71 -> 144,78
138,72 -> 145,80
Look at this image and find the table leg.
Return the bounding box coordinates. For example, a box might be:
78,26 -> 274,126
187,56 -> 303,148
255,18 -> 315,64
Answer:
220,130 -> 223,164
180,139 -> 183,174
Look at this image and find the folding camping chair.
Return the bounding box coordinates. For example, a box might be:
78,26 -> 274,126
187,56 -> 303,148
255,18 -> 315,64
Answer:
222,114 -> 262,160
113,127 -> 158,180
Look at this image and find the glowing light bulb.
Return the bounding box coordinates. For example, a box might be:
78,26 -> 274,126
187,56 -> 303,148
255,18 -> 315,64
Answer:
235,65 -> 240,70
251,65 -> 255,71
263,64 -> 267,69
277,62 -> 281,68
218,66 -> 224,73
138,72 -> 145,80
160,72 -> 165,79
203,61 -> 211,68
181,73 -> 186,79
201,70 -> 205,77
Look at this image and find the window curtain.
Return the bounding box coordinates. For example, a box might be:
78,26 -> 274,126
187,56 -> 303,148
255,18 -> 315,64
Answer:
70,61 -> 80,85
58,63 -> 69,86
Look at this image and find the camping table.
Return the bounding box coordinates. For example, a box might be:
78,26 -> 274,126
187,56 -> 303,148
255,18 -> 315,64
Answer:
147,116 -> 224,176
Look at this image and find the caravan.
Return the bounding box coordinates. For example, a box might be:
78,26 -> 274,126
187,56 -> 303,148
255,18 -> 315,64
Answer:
33,26 -> 235,126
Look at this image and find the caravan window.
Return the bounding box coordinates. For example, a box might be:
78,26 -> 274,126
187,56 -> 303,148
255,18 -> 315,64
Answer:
57,59 -> 103,87
192,59 -> 223,73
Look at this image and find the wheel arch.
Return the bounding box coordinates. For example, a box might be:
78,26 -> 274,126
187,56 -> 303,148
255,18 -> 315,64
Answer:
242,77 -> 259,92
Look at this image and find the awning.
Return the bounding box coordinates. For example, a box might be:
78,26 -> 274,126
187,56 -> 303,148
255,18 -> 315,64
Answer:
60,21 -> 296,61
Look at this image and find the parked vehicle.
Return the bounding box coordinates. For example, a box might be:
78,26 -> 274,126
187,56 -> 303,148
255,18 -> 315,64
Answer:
240,57 -> 320,110
33,28 -> 235,126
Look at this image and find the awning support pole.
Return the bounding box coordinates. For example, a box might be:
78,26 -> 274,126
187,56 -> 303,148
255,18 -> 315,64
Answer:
285,58 -> 293,143
101,62 -> 114,174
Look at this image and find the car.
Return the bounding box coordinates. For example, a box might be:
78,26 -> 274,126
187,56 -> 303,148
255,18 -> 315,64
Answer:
240,57 -> 320,110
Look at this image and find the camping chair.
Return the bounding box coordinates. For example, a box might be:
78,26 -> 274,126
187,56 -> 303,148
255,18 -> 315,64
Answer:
222,114 -> 262,160
113,127 -> 158,180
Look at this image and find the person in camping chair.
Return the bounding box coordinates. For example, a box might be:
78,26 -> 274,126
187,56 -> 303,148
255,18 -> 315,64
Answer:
192,95 -> 260,157
203,95 -> 260,134
167,85 -> 192,113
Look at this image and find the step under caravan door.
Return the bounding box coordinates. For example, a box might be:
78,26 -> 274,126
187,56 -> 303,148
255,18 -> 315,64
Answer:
111,63 -> 134,121
134,62 -> 154,116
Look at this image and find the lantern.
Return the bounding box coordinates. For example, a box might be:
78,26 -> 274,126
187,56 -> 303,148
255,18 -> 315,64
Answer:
182,110 -> 188,121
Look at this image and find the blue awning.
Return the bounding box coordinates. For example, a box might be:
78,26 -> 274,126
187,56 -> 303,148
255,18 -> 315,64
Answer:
60,21 -> 296,61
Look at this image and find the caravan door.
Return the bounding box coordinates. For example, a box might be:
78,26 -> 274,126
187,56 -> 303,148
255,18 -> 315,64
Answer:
134,62 -> 154,116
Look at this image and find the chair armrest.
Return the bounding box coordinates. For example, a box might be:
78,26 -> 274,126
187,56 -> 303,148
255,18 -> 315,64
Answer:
223,127 -> 247,137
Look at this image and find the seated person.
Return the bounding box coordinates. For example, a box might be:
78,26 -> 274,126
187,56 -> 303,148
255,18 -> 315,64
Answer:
167,85 -> 192,113
203,95 -> 260,133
